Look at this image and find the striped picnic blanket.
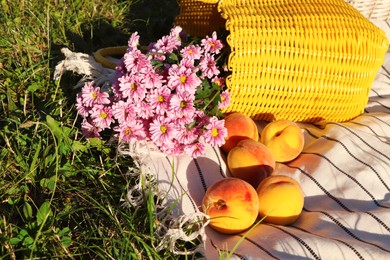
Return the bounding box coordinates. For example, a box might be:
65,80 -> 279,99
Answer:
128,20 -> 390,259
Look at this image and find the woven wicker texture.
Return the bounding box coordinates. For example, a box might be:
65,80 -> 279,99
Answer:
174,0 -> 225,37
175,0 -> 389,122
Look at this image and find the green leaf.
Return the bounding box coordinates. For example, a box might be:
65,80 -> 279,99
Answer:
46,115 -> 72,149
23,202 -> 33,219
37,201 -> 52,226
61,236 -> 72,247
7,197 -> 17,205
46,180 -> 56,191
88,138 -> 110,154
27,83 -> 40,93
28,139 -> 41,178
46,115 -> 62,139
40,175 -> 57,191
58,227 -> 70,236
18,229 -> 29,239
168,52 -> 178,62
150,59 -> 163,68
9,237 -> 21,245
146,186 -> 155,237
46,115 -> 72,155
58,143 -> 70,155
23,236 -> 34,246
72,140 -> 87,152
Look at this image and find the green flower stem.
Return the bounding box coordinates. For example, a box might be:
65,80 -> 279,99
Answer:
202,90 -> 220,112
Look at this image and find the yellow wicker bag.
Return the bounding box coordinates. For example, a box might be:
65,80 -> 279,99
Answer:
175,0 -> 389,122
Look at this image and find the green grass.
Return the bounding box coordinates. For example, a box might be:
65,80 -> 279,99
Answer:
0,0 -> 187,259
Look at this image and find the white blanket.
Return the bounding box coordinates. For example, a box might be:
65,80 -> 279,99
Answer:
126,20 -> 390,259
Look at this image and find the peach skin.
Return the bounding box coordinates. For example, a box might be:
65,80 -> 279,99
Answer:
260,119 -> 304,162
227,139 -> 275,188
202,178 -> 259,234
256,175 -> 304,225
221,112 -> 259,154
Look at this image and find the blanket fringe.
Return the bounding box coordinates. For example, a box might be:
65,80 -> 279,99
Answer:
119,140 -> 209,257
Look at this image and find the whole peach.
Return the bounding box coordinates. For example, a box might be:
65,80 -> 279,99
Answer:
202,178 -> 259,234
256,175 -> 304,225
221,112 -> 259,154
227,139 -> 275,188
260,119 -> 304,162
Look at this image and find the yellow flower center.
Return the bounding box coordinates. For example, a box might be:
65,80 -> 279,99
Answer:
125,128 -> 132,135
158,95 -> 164,103
160,125 -> 167,134
180,75 -> 187,84
131,83 -> 137,90
180,101 -> 187,108
100,111 -> 107,119
187,49 -> 193,54
211,128 -> 219,137
91,92 -> 97,99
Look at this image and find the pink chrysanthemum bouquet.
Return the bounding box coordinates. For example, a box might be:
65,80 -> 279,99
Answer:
76,26 -> 231,157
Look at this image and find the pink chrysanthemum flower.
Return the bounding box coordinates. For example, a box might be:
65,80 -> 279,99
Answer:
212,77 -> 225,87
184,141 -> 206,158
180,58 -> 196,69
81,82 -> 110,107
143,70 -> 163,89
112,100 -> 135,124
160,139 -> 184,156
148,46 -> 166,62
114,120 -> 146,143
81,119 -> 101,139
110,81 -> 123,100
149,116 -> 176,146
147,85 -> 171,115
168,65 -> 201,94
181,45 -> 201,60
135,100 -> 154,119
118,74 -> 147,101
192,110 -> 209,127
123,49 -> 150,73
218,90 -> 231,109
169,91 -> 196,124
199,53 -> 220,79
154,36 -> 177,54
76,93 -> 90,117
77,27 -> 229,158
203,116 -> 227,147
201,31 -> 223,54
127,32 -> 140,50
154,26 -> 182,53
90,105 -> 114,129
175,124 -> 199,145
170,26 -> 183,38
